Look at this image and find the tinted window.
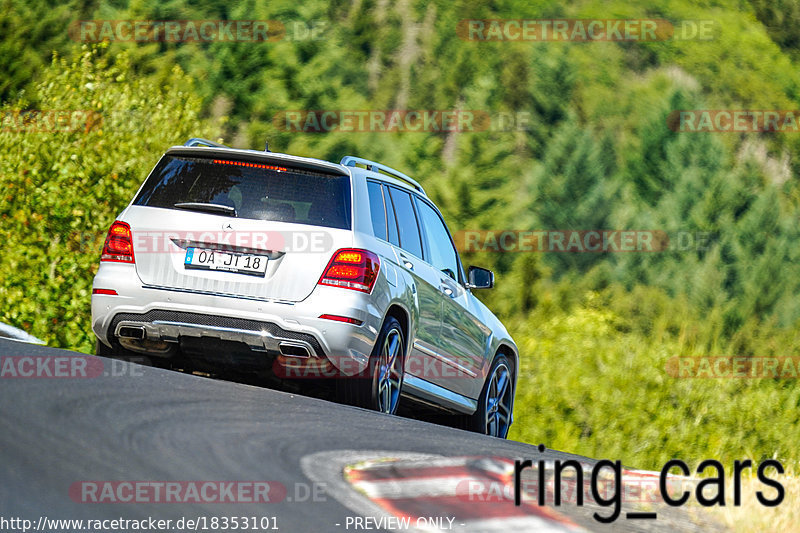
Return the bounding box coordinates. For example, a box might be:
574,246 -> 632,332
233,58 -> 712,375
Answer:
135,155 -> 352,230
416,199 -> 460,280
384,185 -> 400,246
366,181 -> 387,240
388,187 -> 423,258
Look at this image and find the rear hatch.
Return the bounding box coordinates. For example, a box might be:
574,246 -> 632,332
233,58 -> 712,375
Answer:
123,150 -> 353,302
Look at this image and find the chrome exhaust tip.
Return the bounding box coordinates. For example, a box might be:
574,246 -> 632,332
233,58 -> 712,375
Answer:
117,325 -> 146,340
279,342 -> 311,358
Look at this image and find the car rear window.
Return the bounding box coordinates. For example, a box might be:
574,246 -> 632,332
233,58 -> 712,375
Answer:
134,155 -> 352,230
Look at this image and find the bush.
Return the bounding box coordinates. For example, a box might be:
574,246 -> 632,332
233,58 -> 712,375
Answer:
0,45 -> 219,351
509,285 -> 800,470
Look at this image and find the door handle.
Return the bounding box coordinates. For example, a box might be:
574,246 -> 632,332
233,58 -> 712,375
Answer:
399,255 -> 414,270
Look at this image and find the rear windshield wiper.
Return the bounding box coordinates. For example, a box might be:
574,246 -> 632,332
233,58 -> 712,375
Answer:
173,202 -> 237,217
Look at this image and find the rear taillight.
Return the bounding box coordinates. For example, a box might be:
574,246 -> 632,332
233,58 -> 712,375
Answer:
318,248 -> 380,293
100,221 -> 135,263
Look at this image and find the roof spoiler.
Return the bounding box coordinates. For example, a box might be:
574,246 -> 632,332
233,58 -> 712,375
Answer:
183,138 -> 228,148
175,138 -> 347,176
183,138 -> 271,152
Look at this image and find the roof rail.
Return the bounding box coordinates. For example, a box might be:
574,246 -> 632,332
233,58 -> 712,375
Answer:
340,156 -> 426,195
184,138 -> 228,148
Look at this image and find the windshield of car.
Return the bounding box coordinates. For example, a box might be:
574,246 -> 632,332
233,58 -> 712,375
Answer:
133,155 -> 352,230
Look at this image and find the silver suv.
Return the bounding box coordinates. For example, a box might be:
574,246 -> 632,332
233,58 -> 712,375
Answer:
91,139 -> 518,438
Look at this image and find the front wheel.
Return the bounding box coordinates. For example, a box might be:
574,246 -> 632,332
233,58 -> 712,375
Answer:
455,354 -> 514,438
337,316 -> 405,414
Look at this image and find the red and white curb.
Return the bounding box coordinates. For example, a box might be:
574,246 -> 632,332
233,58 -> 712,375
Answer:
301,451 -> 696,532
301,451 -> 586,532
344,455 -> 585,532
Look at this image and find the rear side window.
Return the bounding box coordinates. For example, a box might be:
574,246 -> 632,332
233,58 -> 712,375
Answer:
384,185 -> 400,246
134,155 -> 352,230
388,187 -> 423,258
366,180 -> 387,240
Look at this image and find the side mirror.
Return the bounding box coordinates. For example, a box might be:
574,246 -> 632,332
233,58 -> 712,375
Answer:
467,266 -> 494,289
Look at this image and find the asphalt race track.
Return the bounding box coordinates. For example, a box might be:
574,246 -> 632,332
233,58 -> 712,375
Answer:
0,339 -> 727,532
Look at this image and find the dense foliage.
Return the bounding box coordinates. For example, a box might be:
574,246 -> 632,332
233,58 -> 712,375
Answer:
1,0 -> 799,470
0,47 -> 216,348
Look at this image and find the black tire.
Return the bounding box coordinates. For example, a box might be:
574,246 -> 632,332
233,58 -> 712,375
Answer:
337,316 -> 405,414
95,339 -> 115,358
454,354 -> 514,438
94,338 -> 172,369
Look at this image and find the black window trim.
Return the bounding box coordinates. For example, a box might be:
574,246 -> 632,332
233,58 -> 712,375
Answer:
383,184 -> 401,247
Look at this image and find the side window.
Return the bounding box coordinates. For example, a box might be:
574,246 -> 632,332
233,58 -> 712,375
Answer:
366,180 -> 387,240
383,185 -> 400,246
388,187 -> 423,258
415,198 -> 461,281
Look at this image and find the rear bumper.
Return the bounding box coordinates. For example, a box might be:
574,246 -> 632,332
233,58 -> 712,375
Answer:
108,309 -> 326,358
91,263 -> 383,376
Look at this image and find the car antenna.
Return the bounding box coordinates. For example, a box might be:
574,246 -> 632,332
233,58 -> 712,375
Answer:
264,140 -> 270,152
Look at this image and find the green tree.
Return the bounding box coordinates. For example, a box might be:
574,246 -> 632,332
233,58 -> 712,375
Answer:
0,46 -> 218,350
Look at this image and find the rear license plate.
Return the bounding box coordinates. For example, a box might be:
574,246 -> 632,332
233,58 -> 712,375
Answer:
184,248 -> 267,277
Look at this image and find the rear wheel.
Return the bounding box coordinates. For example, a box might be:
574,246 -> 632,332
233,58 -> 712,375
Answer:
455,354 -> 514,438
337,316 -> 405,414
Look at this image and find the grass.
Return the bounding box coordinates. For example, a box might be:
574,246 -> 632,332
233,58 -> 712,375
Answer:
507,289 -> 800,472
711,471 -> 799,532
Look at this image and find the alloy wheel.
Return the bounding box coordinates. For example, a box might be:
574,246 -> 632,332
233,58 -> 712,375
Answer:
375,327 -> 404,414
484,361 -> 512,437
